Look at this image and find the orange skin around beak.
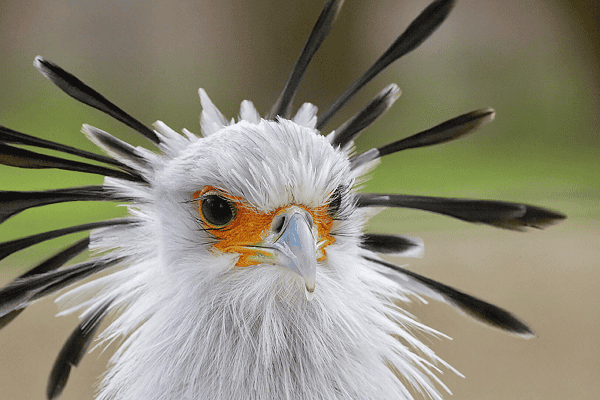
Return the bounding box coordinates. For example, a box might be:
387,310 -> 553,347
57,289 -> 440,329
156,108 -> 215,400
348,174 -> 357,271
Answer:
193,187 -> 336,269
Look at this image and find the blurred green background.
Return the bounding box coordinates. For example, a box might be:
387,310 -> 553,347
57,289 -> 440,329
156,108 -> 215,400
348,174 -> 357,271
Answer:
0,0 -> 598,399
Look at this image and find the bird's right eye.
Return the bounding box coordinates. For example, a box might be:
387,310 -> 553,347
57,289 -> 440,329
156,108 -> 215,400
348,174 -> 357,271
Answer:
200,195 -> 236,227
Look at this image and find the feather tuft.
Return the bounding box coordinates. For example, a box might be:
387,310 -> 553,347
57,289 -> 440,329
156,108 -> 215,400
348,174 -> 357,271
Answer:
292,103 -> 319,129
0,238 -> 89,330
239,100 -> 261,124
0,256 -> 125,321
199,88 -> 229,136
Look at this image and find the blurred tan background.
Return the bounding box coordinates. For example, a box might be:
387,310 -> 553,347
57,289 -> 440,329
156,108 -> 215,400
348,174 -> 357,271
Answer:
0,0 -> 598,399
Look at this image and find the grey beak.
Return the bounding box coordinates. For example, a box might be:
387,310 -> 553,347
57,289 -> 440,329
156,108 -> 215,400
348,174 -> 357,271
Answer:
270,208 -> 317,300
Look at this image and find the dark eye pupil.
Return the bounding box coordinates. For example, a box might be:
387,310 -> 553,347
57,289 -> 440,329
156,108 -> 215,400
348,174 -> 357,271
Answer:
201,195 -> 235,226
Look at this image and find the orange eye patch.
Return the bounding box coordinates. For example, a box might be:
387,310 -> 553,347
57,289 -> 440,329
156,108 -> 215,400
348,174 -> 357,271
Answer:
192,186 -> 335,267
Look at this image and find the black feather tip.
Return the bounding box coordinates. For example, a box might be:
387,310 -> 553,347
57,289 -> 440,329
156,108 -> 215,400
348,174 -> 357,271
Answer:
0,238 -> 89,330
46,300 -> 112,400
317,0 -> 456,129
351,108 -> 495,167
269,0 -> 345,119
33,56 -> 160,144
330,84 -> 401,148
364,256 -> 534,337
360,233 -> 423,257
356,193 -> 566,231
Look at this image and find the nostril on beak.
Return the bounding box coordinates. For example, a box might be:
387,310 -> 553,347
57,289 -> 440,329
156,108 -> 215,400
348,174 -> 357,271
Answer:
272,208 -> 314,235
272,214 -> 286,234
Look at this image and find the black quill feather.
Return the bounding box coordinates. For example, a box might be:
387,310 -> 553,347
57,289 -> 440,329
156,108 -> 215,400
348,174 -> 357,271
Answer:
0,186 -> 130,224
356,193 -> 566,230
330,84 -> 400,148
0,143 -> 145,182
268,0 -> 345,119
46,300 -> 112,400
351,108 -> 495,167
0,218 -> 136,262
361,233 -> 422,256
0,238 -> 90,330
317,0 -> 456,129
0,125 -> 123,167
34,56 -> 160,144
364,256 -> 534,336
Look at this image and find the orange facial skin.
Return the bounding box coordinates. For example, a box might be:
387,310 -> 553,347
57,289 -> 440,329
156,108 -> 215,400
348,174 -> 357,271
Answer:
193,186 -> 335,267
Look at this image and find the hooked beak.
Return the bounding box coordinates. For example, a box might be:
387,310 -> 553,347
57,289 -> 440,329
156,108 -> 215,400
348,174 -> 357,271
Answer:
269,208 -> 317,300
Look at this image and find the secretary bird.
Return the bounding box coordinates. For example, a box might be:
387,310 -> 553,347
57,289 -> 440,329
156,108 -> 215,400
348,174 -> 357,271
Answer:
0,0 -> 565,399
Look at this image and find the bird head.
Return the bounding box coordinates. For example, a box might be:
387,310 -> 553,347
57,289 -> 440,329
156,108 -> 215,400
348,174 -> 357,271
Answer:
154,116 -> 354,301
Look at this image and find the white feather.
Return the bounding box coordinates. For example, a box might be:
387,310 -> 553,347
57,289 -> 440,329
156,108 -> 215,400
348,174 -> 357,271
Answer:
239,100 -> 261,124
292,102 -> 318,129
199,88 -> 230,136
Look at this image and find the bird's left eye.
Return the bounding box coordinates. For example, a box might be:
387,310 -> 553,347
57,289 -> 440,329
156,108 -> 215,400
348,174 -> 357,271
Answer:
201,195 -> 236,227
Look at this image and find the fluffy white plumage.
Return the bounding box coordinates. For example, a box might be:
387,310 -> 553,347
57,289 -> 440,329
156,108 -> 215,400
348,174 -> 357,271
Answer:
64,104 -> 450,400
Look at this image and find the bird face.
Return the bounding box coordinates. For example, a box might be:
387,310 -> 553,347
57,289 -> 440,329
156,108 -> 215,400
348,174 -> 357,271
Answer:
154,119 -> 355,300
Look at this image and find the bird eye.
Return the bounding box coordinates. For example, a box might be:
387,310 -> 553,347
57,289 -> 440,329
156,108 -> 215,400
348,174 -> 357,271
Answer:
327,187 -> 343,218
201,195 -> 236,227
